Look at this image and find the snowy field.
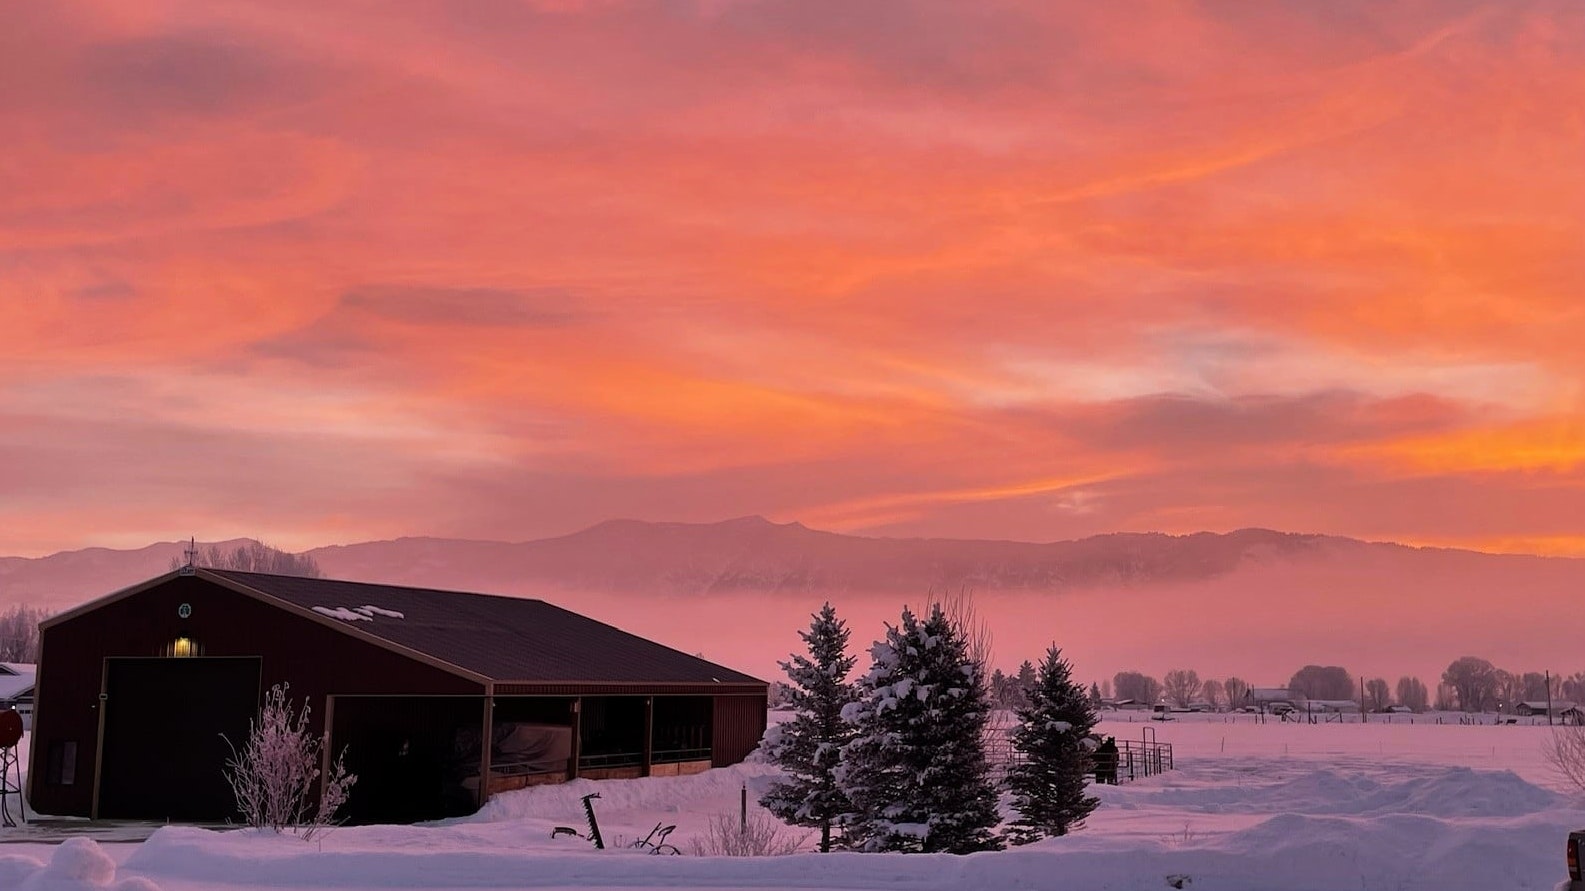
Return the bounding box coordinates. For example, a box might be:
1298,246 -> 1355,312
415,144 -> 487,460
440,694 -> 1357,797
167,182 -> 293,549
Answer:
4,715 -> 1584,890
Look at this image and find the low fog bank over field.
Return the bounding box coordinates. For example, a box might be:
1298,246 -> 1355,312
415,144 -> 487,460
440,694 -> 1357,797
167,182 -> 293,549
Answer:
6,518 -> 1585,684
5,717 -> 1584,890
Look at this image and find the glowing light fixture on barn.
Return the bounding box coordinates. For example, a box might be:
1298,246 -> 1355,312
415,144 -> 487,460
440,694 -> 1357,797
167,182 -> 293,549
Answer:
172,635 -> 197,658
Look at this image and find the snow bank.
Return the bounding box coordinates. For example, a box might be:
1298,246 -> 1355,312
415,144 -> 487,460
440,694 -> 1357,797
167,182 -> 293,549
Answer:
1139,765 -> 1561,818
37,720 -> 1585,890
470,761 -> 785,823
12,838 -> 161,891
0,853 -> 47,889
1357,766 -> 1561,817
116,812 -> 1577,891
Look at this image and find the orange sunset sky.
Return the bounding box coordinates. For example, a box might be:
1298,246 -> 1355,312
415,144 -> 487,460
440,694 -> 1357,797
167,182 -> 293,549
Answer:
3,1 -> 1583,559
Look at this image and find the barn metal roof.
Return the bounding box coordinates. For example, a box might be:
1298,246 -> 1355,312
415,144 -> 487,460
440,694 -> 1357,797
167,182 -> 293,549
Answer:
207,570 -> 764,687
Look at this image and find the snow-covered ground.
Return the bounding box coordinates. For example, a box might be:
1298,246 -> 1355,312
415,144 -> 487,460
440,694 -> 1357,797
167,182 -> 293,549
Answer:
4,715 -> 1583,890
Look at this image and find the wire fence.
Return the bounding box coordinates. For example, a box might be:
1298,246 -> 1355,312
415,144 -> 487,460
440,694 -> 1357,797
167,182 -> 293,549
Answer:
985,733 -> 1174,785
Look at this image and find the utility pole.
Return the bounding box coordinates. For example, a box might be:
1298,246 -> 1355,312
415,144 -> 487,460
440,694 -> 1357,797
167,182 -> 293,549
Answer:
1360,676 -> 1367,724
1548,669 -> 1555,727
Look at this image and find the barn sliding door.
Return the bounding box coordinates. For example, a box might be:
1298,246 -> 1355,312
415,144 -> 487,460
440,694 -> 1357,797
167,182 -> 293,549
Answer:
97,657 -> 261,821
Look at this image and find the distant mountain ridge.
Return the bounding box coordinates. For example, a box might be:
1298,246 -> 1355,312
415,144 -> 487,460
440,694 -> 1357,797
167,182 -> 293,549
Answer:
305,517 -> 1364,598
7,519 -> 1585,686
0,517 -> 1562,609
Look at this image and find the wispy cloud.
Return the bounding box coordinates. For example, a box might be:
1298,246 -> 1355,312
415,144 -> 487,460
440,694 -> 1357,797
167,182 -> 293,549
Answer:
3,0 -> 1583,556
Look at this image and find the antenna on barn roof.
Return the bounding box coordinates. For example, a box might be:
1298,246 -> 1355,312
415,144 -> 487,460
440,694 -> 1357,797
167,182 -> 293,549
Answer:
179,537 -> 198,576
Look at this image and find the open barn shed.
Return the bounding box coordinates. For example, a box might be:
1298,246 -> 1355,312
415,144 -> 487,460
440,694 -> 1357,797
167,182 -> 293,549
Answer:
28,568 -> 767,824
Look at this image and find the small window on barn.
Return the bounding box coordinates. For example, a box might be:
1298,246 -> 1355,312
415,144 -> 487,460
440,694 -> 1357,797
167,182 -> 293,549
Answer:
46,740 -> 77,785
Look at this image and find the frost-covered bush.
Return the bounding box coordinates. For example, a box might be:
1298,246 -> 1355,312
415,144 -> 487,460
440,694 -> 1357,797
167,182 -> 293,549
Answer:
760,602 -> 859,852
223,683 -> 355,839
838,605 -> 1003,854
688,812 -> 811,856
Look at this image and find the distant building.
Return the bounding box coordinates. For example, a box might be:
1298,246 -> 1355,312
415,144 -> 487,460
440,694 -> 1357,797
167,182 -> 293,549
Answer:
1515,701 -> 1577,718
0,663 -> 35,730
1243,688 -> 1300,713
31,569 -> 767,824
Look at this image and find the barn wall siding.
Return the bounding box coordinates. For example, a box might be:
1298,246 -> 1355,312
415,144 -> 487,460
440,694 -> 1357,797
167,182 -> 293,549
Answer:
711,693 -> 769,767
29,575 -> 481,818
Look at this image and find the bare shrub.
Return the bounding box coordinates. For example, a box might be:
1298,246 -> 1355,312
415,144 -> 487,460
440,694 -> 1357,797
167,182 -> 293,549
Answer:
223,683 -> 355,839
926,587 -> 1014,747
1545,723 -> 1585,796
1160,822 -> 1199,849
687,812 -> 811,856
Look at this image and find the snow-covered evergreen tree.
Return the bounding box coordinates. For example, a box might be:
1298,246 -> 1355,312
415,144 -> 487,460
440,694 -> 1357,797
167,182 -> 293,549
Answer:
1006,646 -> 1099,844
760,603 -> 859,852
838,605 -> 1003,854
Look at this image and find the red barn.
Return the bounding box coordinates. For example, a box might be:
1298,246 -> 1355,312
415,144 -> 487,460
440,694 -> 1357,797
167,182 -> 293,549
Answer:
29,568 -> 767,824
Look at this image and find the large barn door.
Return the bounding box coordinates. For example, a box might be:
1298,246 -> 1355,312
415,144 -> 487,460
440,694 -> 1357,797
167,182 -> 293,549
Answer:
97,657 -> 261,821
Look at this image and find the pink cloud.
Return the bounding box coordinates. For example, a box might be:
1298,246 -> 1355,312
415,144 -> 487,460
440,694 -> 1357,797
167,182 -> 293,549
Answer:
1,0 -> 1583,557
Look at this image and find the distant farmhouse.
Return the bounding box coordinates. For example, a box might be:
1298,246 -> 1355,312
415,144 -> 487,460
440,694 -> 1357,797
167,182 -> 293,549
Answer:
30,569 -> 767,824
1242,688 -> 1300,714
0,663 -> 34,729
1305,699 -> 1362,716
1516,701 -> 1580,721
1241,688 -> 1367,717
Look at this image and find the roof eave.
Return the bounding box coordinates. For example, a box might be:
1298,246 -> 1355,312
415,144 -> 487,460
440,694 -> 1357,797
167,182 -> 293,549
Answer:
40,568 -> 187,631
492,678 -> 768,687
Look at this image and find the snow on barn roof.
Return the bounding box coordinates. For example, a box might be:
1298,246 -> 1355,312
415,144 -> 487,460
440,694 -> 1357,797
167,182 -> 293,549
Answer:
0,664 -> 35,701
206,570 -> 764,686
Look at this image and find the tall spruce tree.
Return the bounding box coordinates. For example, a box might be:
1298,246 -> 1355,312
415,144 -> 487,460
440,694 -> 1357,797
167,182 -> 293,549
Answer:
760,603 -> 859,852
1006,646 -> 1100,844
838,605 -> 1003,854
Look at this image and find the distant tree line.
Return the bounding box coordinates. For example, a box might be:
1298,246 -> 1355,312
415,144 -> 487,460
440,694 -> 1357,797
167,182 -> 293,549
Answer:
0,604 -> 47,663
1069,657 -> 1580,714
1089,665 -> 1425,712
1439,656 -> 1583,713
170,541 -> 321,577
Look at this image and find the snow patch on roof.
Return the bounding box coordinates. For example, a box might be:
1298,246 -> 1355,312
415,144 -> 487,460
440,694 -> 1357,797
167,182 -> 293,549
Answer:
359,605 -> 405,619
313,604 -> 404,622
313,606 -> 373,622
